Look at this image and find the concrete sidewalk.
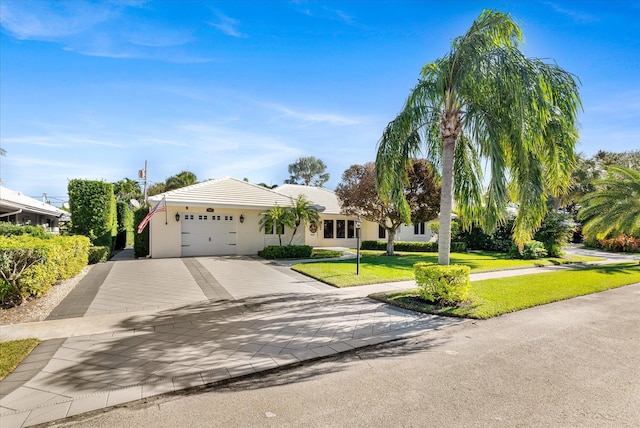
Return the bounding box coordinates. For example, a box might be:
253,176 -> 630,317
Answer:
1,247 -> 637,427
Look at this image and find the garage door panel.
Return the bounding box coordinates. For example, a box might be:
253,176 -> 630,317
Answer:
181,213 -> 237,256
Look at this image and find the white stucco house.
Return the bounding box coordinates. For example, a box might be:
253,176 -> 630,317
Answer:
0,185 -> 69,233
146,177 -> 435,258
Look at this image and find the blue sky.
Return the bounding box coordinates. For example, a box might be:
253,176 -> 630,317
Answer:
1,0 -> 638,206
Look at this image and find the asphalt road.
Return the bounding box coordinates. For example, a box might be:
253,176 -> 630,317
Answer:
56,283 -> 640,428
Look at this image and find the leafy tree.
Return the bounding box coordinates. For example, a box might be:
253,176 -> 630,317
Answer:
336,160 -> 440,256
594,150 -> 640,171
376,9 -> 581,264
258,204 -> 292,246
579,166 -> 640,239
287,196 -> 320,245
112,178 -> 143,202
285,156 -> 330,187
148,182 -> 167,197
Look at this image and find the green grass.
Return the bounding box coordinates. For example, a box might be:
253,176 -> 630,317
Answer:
0,338 -> 40,380
292,250 -> 601,287
311,249 -> 344,259
371,262 -> 640,319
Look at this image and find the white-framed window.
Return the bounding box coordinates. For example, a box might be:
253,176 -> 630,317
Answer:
414,222 -> 426,235
323,220 -> 334,238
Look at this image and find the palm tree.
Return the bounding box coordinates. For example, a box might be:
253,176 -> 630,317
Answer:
376,9 -> 581,264
578,166 -> 640,239
285,156 -> 330,186
166,171 -> 197,191
258,204 -> 293,246
287,195 -> 320,245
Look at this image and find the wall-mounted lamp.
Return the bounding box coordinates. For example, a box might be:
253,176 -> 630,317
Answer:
239,214 -> 245,224
175,213 -> 180,222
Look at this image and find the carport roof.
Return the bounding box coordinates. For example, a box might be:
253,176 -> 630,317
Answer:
148,177 -> 295,210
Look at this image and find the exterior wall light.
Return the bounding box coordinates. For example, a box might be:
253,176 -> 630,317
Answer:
239,214 -> 245,223
175,213 -> 180,222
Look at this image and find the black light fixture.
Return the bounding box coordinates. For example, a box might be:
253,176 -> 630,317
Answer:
175,213 -> 180,222
239,214 -> 245,224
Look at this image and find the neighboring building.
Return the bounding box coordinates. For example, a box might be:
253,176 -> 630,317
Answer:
146,177 -> 436,258
0,186 -> 69,233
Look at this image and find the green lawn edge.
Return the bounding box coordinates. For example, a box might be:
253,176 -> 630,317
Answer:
370,262 -> 640,319
0,338 -> 40,380
291,250 -> 602,288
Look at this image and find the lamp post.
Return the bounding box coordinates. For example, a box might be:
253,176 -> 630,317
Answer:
355,216 -> 362,275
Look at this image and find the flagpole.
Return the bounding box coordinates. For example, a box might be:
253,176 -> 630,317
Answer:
164,196 -> 167,225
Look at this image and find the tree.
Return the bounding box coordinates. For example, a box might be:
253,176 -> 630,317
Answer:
285,156 -> 330,186
375,9 -> 581,264
287,196 -> 320,245
112,178 -> 143,202
594,150 -> 640,172
578,166 -> 640,239
166,171 -> 197,191
336,160 -> 440,256
258,204 -> 292,246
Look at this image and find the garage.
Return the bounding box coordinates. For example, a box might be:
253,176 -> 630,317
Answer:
181,212 -> 237,256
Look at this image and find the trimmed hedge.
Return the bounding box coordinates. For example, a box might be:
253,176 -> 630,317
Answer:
361,240 -> 467,253
0,224 -> 48,238
259,245 -> 313,259
133,207 -> 149,258
115,201 -> 134,250
0,235 -> 90,304
89,246 -> 110,264
414,262 -> 471,306
68,179 -> 117,249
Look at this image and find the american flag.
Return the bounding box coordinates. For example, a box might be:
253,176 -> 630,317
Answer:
137,196 -> 166,234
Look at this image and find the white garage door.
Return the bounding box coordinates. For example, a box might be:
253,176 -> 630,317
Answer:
181,213 -> 237,256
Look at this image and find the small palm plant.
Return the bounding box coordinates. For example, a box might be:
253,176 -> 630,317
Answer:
288,196 -> 320,245
579,166 -> 640,239
258,204 -> 293,246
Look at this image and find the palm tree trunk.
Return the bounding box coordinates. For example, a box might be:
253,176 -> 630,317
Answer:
386,228 -> 396,256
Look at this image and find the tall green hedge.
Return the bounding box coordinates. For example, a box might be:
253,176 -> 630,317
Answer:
133,206 -> 149,258
68,179 -> 117,249
0,224 -> 48,238
361,240 -> 467,253
115,201 -> 134,250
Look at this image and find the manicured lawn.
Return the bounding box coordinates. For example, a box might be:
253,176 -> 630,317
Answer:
0,338 -> 40,380
292,250 -> 601,287
371,262 -> 640,319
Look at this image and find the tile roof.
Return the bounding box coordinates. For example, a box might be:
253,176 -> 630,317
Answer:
276,184 -> 343,215
0,186 -> 67,217
148,177 -> 295,210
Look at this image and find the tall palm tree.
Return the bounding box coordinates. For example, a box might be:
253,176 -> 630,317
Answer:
287,195 -> 320,245
376,9 -> 581,264
578,166 -> 640,239
166,171 -> 197,191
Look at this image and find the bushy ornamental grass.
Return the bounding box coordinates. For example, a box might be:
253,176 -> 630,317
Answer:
292,250 -> 601,288
0,338 -> 40,380
371,262 -> 640,319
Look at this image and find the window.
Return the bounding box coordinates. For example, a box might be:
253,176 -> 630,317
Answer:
264,223 -> 273,235
378,225 -> 386,239
336,220 -> 346,238
347,220 -> 355,238
414,222 -> 426,235
324,220 -> 334,238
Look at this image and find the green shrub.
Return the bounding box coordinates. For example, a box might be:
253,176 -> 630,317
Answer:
0,235 -> 89,305
68,179 -> 117,249
89,246 -> 110,264
414,262 -> 471,306
133,207 -> 149,258
588,234 -> 640,253
360,240 -> 466,253
509,240 -> 548,260
115,202 -> 134,250
259,245 -> 313,259
0,224 -> 48,238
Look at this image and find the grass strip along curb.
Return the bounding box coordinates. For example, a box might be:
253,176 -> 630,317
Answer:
0,338 -> 40,380
370,262 -> 640,319
292,250 -> 601,288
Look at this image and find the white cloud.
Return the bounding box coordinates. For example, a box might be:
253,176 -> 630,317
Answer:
208,11 -> 247,38
541,1 -> 599,24
258,102 -> 362,126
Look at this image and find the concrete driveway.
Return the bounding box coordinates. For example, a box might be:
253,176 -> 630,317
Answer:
0,252 -> 464,427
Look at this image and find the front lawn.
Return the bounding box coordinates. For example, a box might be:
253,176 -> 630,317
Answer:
292,250 -> 600,287
0,338 -> 40,380
371,262 -> 640,319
